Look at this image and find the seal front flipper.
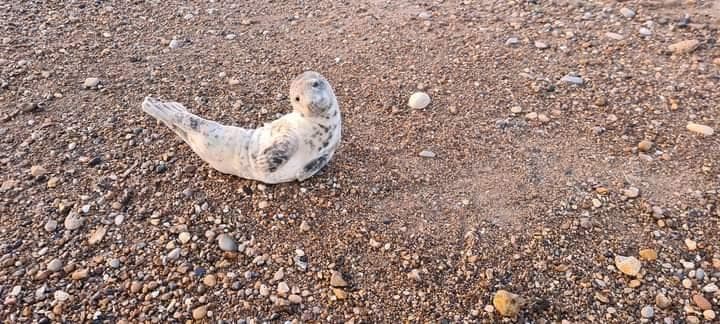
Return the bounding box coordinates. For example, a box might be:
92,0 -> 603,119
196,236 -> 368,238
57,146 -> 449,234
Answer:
255,124 -> 299,173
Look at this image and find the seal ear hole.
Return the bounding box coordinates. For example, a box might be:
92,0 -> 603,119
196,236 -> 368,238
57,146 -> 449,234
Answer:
295,97 -> 300,102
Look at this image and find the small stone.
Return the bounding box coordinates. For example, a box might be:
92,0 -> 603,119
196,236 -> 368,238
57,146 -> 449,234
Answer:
538,114 -> 550,123
47,177 -> 60,188
606,32 -> 624,40
257,201 -> 269,209
83,78 -> 100,89
623,187 -> 640,198
369,238 -> 382,248
71,269 -> 88,280
20,102 -> 39,113
1,180 -> 17,191
407,269 -> 421,282
639,27 -> 652,36
108,258 -> 120,268
702,283 -> 718,293
288,294 -> 302,304
330,271 -> 348,287
506,37 -> 519,45
217,234 -> 237,252
167,247 -> 181,260
687,122 -> 714,136
714,58 -> 720,66
299,221 -> 310,232
64,212 -> 84,230
417,11 -> 432,20
54,290 -> 70,302
696,269 -> 706,281
510,106 -> 522,113
259,284 -> 270,296
408,92 -> 431,109
30,165 -> 47,177
273,269 -> 285,281
620,7 -> 636,18
419,150 -> 436,158
203,274 -> 217,287
704,310 -> 716,321
228,79 -> 240,86
641,305 -> 654,319
169,39 -> 183,49
692,294 -> 712,310
493,290 -> 522,317
277,282 -> 290,296
525,112 -> 538,120
628,279 -> 642,288
615,255 -> 641,276
534,41 -> 548,49
561,75 -> 584,85
44,220 -> 57,232
639,249 -> 657,261
669,40 -> 700,54
687,316 -> 700,324
192,305 -> 207,320
638,140 -> 653,152
579,218 -> 592,229
655,293 -> 672,309
685,239 -> 697,251
47,258 -> 63,272
130,281 -> 142,293
683,278 -> 693,289
88,226 -> 107,245
178,232 -> 191,244
484,305 -> 495,313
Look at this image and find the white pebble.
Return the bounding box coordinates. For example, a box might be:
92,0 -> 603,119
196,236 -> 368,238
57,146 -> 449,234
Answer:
407,92 -> 431,109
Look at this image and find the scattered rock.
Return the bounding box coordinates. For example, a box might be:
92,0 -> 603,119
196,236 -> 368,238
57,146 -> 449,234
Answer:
408,92 -> 431,109
655,293 -> 672,309
217,234 -> 237,252
178,232 -> 191,244
83,78 -> 100,89
54,290 -> 70,302
639,249 -> 657,261
299,221 -> 311,232
669,40 -> 700,54
71,268 -> 88,280
639,27 -> 652,36
493,290 -> 522,317
203,274 -> 217,287
692,294 -> 712,310
685,239 -> 697,251
525,112 -> 538,120
330,271 -> 348,287
331,287 -> 347,299
506,37 -> 519,46
615,255 -> 641,276
88,226 -> 107,245
407,269 -> 421,282
64,212 -> 84,230
623,187 -> 640,198
166,247 -> 181,260
638,140 -> 653,152
704,310 -> 716,321
288,294 -> 302,304
419,150 -> 436,158
686,122 -> 714,136
534,41 -> 548,49
561,75 -> 584,85
47,177 -> 60,188
277,282 -> 290,296
47,258 -> 63,272
620,8 -> 636,18
606,32 -> 624,40
192,305 -> 208,320
30,165 -> 47,177
44,220 -> 57,232
510,106 -> 522,113
641,305 -> 654,319
702,283 -> 718,293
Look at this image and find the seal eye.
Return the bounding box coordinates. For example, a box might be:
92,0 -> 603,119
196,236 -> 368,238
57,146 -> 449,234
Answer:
295,97 -> 300,102
312,81 -> 320,88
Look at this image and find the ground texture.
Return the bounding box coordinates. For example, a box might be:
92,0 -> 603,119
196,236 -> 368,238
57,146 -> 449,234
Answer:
1,0 -> 720,323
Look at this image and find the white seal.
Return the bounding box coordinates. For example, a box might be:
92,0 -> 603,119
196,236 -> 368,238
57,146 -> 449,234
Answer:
141,71 -> 341,184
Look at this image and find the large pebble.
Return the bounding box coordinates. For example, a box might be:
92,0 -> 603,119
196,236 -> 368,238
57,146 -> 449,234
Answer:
561,75 -> 584,85
47,258 -> 63,272
88,226 -> 107,245
615,255 -> 641,276
655,293 -> 672,309
30,165 -> 47,177
669,40 -> 700,54
620,7 -> 636,18
64,212 -> 84,230
44,220 -> 57,232
693,294 -> 712,310
687,122 -> 713,136
192,305 -> 208,319
178,232 -> 191,244
623,187 -> 640,198
407,92 -> 431,109
217,234 -> 237,252
330,271 -> 348,287
54,290 -> 70,302
83,78 -> 100,89
419,150 -> 436,158
493,290 -> 522,317
641,305 -> 654,319
702,283 -> 718,293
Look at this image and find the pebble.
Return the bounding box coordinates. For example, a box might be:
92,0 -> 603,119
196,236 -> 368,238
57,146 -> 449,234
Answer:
639,27 -> 652,36
169,39 -> 182,49
288,294 -> 302,304
704,310 -> 716,321
44,220 -> 57,232
579,218 -> 592,229
683,278 -> 693,288
273,269 -> 285,281
637,140 -> 653,152
203,274 -> 217,287
330,271 -> 348,287
615,255 -> 641,276
47,258 -> 63,272
525,112 -> 538,120
692,294 -> 712,310
606,32 -> 624,40
277,282 -> 290,295
88,226 -> 107,245
669,40 -> 700,54
217,234 -> 237,252
686,122 -> 714,136
714,57 -> 720,66
534,41 -> 548,49
192,305 -> 207,320
178,232 -> 191,244
493,290 -> 522,317
54,290 -> 70,302
407,92 -> 431,109
299,221 -> 311,232
259,284 -> 270,296
114,214 -> 125,225
510,106 -> 522,113
71,268 -> 88,280
30,165 -> 47,177
687,316 -> 700,324
417,11 -> 432,20
641,305 -> 654,319
332,287 -> 347,299
620,7 -> 636,18
108,258 -> 120,268
64,212 -> 84,230
684,239 -> 697,251
166,248 -> 181,260
702,283 -> 718,293
407,269 -> 421,282
257,201 -> 269,209
695,269 -> 705,280
419,150 -> 436,158
538,114 -> 550,123
560,75 -> 584,85
623,187 -> 640,198
506,37 -> 519,45
83,78 -> 100,89
655,293 -> 672,309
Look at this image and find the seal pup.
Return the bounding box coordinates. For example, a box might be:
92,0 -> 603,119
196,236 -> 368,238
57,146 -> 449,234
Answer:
141,71 -> 341,184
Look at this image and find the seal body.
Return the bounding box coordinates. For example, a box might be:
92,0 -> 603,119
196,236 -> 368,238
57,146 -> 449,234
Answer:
141,71 -> 341,184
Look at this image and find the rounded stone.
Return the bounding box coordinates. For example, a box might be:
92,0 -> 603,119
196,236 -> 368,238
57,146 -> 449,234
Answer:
217,234 -> 237,252
407,92 -> 431,109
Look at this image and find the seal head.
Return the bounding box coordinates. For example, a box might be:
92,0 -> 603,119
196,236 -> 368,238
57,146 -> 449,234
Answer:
289,71 -> 336,117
